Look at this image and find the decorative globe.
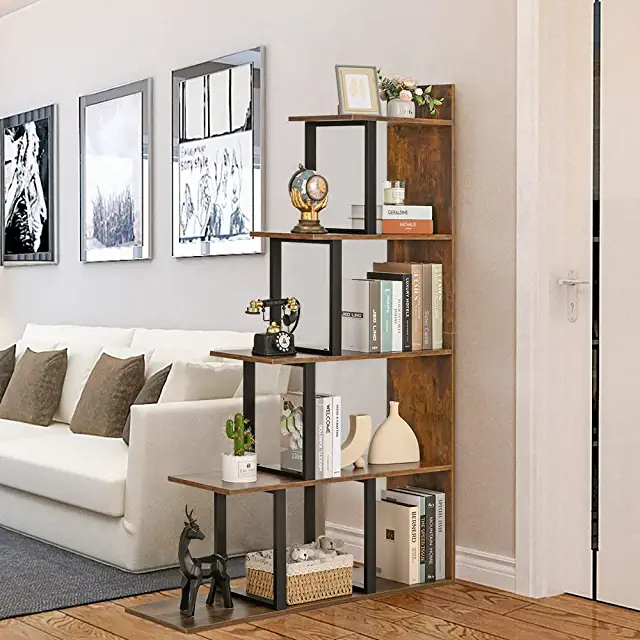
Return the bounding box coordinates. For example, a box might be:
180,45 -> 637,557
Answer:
288,163 -> 329,234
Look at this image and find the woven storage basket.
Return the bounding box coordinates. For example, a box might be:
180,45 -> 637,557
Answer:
245,549 -> 353,605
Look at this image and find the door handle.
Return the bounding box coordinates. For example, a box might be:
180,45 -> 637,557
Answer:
558,270 -> 589,322
558,278 -> 590,286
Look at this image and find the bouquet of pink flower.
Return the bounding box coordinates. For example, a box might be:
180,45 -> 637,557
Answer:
377,70 -> 444,116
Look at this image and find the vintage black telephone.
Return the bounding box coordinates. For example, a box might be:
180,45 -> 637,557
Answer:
245,298 -> 301,357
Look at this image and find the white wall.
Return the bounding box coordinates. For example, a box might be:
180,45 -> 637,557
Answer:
0,0 -> 517,561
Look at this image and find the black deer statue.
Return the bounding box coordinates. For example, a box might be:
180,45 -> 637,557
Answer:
178,506 -> 233,617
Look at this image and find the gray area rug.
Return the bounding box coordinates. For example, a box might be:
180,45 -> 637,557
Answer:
0,526 -> 244,620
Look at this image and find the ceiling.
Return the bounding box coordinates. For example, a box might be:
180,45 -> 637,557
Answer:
0,0 -> 39,17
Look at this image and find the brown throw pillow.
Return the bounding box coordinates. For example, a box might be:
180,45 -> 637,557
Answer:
0,345 -> 16,402
0,347 -> 67,426
70,353 -> 145,438
122,364 -> 172,445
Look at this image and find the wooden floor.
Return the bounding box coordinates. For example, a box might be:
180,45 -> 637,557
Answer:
3,580 -> 640,639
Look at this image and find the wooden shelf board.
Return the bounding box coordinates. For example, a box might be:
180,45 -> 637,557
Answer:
127,576 -> 453,634
209,347 -> 452,365
288,114 -> 453,127
251,231 -> 453,242
169,462 -> 452,495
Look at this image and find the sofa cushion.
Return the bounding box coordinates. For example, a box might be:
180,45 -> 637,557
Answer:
122,364 -> 172,445
159,362 -> 243,403
22,324 -> 135,348
0,429 -> 128,516
0,345 -> 16,401
0,418 -> 64,442
70,354 -> 145,438
0,348 -> 68,426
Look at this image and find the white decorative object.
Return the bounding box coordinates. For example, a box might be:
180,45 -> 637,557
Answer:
368,401 -> 420,464
387,98 -> 416,119
341,414 -> 372,468
222,452 -> 257,483
354,456 -> 365,469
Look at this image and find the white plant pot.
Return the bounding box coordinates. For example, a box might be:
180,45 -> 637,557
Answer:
222,452 -> 257,483
387,99 -> 416,119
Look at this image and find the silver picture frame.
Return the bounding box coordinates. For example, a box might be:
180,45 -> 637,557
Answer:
172,45 -> 265,258
79,78 -> 152,263
335,65 -> 382,116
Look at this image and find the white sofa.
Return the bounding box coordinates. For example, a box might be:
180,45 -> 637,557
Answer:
0,324 -> 302,572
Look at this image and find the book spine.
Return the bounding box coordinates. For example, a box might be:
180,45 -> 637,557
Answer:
332,396 -> 342,475
381,281 -> 392,352
425,494 -> 436,582
411,265 -> 423,351
409,505 -> 420,584
370,281 -> 381,353
432,264 -> 443,350
323,398 -> 333,478
434,492 -> 445,580
381,219 -> 434,234
401,274 -> 412,352
422,264 -> 433,349
316,399 -> 324,479
391,281 -> 403,352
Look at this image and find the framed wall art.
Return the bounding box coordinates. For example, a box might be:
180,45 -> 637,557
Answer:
172,46 -> 265,258
1,104 -> 56,265
80,78 -> 152,263
335,65 -> 381,116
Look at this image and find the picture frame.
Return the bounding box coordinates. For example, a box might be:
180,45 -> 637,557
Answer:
1,104 -> 57,265
79,78 -> 152,263
172,46 -> 265,258
335,65 -> 382,116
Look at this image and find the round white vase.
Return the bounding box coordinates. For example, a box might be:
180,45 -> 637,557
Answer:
368,401 -> 420,464
387,99 -> 416,119
222,452 -> 257,483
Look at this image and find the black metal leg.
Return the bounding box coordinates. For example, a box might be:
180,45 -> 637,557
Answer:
305,123 -> 317,170
270,239 -> 282,326
363,478 -> 377,594
243,362 -> 256,451
304,486 -> 316,543
364,121 -> 377,234
272,490 -> 287,610
329,240 -> 342,355
302,363 -> 316,480
214,493 -> 227,556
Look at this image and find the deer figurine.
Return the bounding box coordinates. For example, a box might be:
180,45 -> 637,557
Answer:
178,506 -> 233,617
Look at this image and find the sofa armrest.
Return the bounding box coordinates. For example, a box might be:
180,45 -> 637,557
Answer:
123,396 -> 283,569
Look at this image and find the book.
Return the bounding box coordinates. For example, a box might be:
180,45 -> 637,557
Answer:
432,264 -> 443,349
342,279 -> 380,353
366,272 -> 411,352
381,205 -> 433,220
377,499 -> 420,585
391,281 -> 403,352
332,395 -> 342,476
408,486 -> 446,580
373,262 -> 422,351
382,489 -> 425,582
381,219 -> 434,234
422,264 -> 432,349
424,492 -> 436,582
380,281 -> 393,352
322,397 -> 333,478
381,206 -> 434,235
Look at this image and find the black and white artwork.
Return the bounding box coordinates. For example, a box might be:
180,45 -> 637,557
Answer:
1,105 -> 56,264
80,79 -> 151,262
172,47 -> 264,257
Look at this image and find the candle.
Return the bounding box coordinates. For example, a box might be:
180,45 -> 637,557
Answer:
383,180 -> 405,205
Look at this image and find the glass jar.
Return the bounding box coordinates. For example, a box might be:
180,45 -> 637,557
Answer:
383,180 -> 405,205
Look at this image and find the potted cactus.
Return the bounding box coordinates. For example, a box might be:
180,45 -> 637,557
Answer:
222,412 -> 258,483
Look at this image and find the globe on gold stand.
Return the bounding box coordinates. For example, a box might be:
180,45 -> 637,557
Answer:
288,163 -> 329,234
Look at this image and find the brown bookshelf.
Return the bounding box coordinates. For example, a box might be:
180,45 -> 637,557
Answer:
288,114 -> 453,127
251,231 -> 453,241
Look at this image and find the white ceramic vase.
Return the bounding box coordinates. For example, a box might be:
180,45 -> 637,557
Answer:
387,98 -> 416,119
222,452 -> 257,483
368,401 -> 420,464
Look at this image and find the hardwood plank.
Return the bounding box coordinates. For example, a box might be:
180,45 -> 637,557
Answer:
67,601 -> 187,639
199,622 -> 285,639
338,598 -> 418,622
253,613 -> 353,640
535,594 -> 640,631
0,619 -> 56,640
508,604 -> 640,640
422,583 -> 530,615
455,581 -> 535,604
397,615 -> 508,640
302,604 -> 438,640
340,635 -> 379,640
22,611 -> 124,639
111,592 -> 171,608
380,592 -> 581,640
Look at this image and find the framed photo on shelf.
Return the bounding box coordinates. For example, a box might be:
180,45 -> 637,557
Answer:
172,46 -> 265,258
1,104 -> 57,265
335,65 -> 381,116
79,78 -> 152,263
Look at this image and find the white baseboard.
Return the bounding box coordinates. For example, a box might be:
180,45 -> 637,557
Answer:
324,521 -> 516,592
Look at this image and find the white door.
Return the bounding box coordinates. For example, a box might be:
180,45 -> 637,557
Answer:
598,0 -> 640,610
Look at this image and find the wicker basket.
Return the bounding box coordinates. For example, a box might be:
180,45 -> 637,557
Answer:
245,549 -> 353,605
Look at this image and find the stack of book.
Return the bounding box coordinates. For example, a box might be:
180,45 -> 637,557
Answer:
342,261 -> 443,353
381,205 -> 433,235
377,487 -> 446,585
280,392 -> 342,479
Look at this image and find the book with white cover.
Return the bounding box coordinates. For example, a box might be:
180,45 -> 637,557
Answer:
391,281 -> 403,352
332,396 -> 342,476
376,499 -> 420,585
322,398 -> 333,478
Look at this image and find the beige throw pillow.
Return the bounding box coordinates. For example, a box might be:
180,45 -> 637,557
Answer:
122,364 -> 172,445
0,348 -> 68,426
158,361 -> 243,403
0,345 -> 16,401
70,353 -> 145,438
